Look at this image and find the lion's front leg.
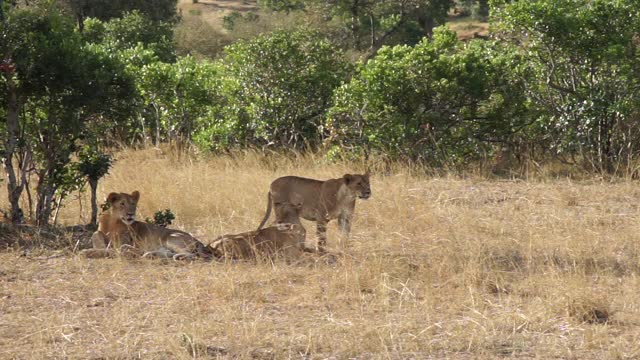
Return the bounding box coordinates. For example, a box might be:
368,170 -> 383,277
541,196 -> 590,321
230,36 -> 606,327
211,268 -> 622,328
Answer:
316,220 -> 329,253
338,211 -> 352,235
91,231 -> 108,249
337,213 -> 352,248
80,231 -> 115,258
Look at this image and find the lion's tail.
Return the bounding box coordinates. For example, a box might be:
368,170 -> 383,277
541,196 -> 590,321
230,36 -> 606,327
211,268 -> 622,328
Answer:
257,191 -> 272,230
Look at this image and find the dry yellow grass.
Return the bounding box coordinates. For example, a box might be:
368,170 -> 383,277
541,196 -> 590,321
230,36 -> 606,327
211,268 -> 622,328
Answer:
2,148 -> 640,358
446,16 -> 490,41
178,0 -> 258,33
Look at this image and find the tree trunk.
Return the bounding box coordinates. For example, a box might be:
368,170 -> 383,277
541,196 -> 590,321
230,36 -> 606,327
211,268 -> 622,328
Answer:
17,145 -> 34,219
477,0 -> 489,18
35,171 -> 55,226
140,116 -> 148,146
89,177 -> 99,226
1,74 -> 24,223
350,0 -> 361,49
76,9 -> 85,33
597,115 -> 615,173
154,102 -> 161,146
52,195 -> 63,225
364,16 -> 407,62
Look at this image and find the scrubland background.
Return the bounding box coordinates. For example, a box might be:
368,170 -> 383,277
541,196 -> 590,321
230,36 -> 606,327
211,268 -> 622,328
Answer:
2,148 -> 640,359
4,0 -> 640,357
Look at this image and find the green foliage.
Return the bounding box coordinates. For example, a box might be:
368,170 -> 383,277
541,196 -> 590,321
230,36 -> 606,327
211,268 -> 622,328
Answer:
222,11 -> 259,31
222,11 -> 242,31
59,0 -> 178,23
1,5 -> 137,224
457,0 -> 489,19
137,56 -> 223,145
75,146 -> 113,181
146,209 -> 175,227
83,10 -> 175,62
263,0 -> 454,56
80,10 -> 224,146
195,30 -> 351,151
494,0 -> 640,171
328,27 -> 531,165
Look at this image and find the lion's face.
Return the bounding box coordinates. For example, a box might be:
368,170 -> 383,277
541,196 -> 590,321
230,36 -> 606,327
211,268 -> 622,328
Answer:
343,173 -> 371,199
274,201 -> 303,225
106,191 -> 140,225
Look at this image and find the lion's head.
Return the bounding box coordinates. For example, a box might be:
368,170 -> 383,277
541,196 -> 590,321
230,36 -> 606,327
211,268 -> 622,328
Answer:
274,200 -> 303,225
343,172 -> 371,199
106,191 -> 140,225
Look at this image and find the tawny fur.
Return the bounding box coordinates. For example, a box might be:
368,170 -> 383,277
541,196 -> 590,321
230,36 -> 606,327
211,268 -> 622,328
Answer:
80,191 -> 212,260
212,202 -> 308,261
257,173 -> 371,251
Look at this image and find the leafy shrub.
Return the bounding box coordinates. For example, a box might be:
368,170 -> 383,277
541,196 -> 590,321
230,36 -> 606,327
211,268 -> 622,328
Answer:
222,11 -> 243,31
327,27 -> 531,166
146,209 -> 176,227
494,0 -> 640,172
83,11 -> 175,62
194,30 -> 351,152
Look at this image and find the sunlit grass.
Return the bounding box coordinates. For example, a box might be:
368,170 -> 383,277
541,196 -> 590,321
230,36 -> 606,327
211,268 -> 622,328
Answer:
1,147 -> 640,358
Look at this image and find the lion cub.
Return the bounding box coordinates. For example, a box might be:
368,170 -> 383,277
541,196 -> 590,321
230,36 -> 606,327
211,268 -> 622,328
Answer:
258,172 -> 371,251
211,201 -> 308,261
80,191 -> 213,260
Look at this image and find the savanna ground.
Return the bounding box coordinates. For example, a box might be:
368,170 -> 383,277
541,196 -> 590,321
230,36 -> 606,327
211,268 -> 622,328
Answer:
176,0 -> 489,40
178,0 -> 259,33
1,148 -> 640,358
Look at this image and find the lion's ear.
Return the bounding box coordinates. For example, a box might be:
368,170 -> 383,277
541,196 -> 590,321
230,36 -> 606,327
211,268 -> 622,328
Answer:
106,192 -> 120,204
131,191 -> 140,203
343,174 -> 353,184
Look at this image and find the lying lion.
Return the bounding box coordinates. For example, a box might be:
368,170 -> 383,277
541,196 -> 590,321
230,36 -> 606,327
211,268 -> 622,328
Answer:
80,191 -> 213,260
210,201 -> 309,261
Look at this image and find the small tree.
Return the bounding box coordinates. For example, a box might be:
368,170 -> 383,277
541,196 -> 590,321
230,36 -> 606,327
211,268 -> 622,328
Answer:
2,6 -> 136,226
1,4 -> 35,223
75,146 -> 112,226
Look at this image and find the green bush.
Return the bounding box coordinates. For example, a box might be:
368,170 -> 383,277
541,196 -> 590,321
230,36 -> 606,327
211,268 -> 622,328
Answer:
146,209 -> 175,227
83,11 -> 175,62
194,30 -> 351,152
494,0 -> 640,172
327,27 -> 530,166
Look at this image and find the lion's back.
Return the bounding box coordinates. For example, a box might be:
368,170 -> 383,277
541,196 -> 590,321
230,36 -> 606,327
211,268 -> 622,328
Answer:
270,176 -> 333,215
